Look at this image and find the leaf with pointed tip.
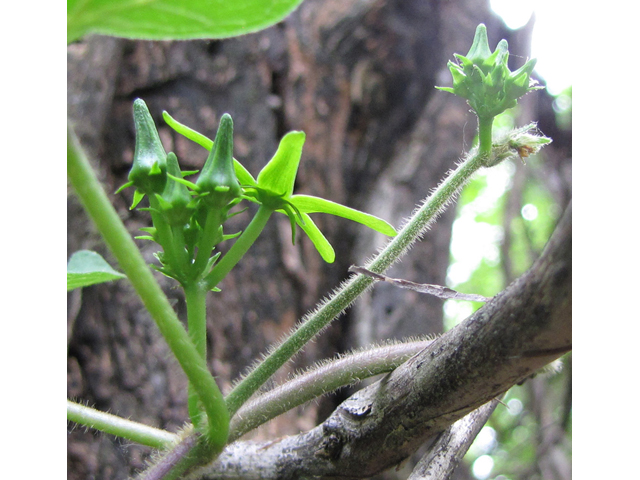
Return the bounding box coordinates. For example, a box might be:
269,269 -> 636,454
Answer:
67,250 -> 126,291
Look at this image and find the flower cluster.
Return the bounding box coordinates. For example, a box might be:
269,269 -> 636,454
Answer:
120,99 -> 396,282
437,24 -> 541,119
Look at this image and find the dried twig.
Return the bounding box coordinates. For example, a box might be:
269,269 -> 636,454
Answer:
349,265 -> 492,302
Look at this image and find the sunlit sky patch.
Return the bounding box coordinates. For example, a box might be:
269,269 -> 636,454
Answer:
491,0 -> 573,95
472,454 -> 495,480
447,161 -> 513,287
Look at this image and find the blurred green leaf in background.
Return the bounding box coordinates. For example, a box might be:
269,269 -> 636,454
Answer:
67,250 -> 126,291
67,0 -> 305,43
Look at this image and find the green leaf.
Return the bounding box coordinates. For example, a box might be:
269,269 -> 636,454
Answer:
291,195 -> 397,236
68,0 -> 305,43
67,250 -> 126,291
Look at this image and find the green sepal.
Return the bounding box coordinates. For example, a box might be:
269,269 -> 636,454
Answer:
136,228 -> 157,244
114,181 -> 134,195
134,235 -> 156,241
203,252 -> 222,276
166,173 -> 199,191
151,264 -> 180,282
130,189 -> 146,210
222,231 -> 242,241
226,206 -> 249,219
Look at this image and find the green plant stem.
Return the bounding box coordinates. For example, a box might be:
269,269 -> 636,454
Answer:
204,204 -> 273,290
477,115 -> 494,162
145,339 -> 433,477
140,430 -> 218,480
67,124 -> 229,453
228,339 -> 433,441
147,196 -> 188,278
184,282 -> 209,428
224,146 -> 486,416
192,209 -> 224,277
67,400 -> 178,449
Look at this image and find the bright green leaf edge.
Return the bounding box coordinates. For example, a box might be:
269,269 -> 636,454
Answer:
68,0 -> 305,43
67,250 -> 126,291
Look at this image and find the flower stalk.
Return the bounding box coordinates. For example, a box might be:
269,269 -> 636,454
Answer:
68,123 -> 229,454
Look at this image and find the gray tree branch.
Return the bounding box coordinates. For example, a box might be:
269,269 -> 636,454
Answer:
188,202 -> 571,480
407,398 -> 499,480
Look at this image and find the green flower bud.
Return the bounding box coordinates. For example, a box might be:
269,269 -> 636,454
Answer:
196,113 -> 242,209
128,99 -> 167,195
437,24 -> 542,119
154,152 -> 194,226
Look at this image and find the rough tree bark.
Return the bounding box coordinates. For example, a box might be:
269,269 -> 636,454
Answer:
67,1 -> 569,478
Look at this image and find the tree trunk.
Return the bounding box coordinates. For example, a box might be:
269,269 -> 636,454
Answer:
67,1 -> 568,478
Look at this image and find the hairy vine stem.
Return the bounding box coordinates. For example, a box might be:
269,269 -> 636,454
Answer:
228,339 -> 434,441
224,143 -> 487,416
66,400 -> 178,449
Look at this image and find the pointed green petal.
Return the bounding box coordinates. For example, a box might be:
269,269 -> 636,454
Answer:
234,159 -> 257,187
167,173 -> 198,190
282,204 -> 299,245
291,195 -> 396,236
435,86 -> 456,94
466,24 -> 491,64
115,180 -> 134,195
130,189 -> 146,209
163,111 -> 213,150
297,213 -> 335,263
256,131 -> 305,196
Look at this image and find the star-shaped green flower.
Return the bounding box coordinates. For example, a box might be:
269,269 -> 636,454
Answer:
163,111 -> 397,263
437,24 -> 542,119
